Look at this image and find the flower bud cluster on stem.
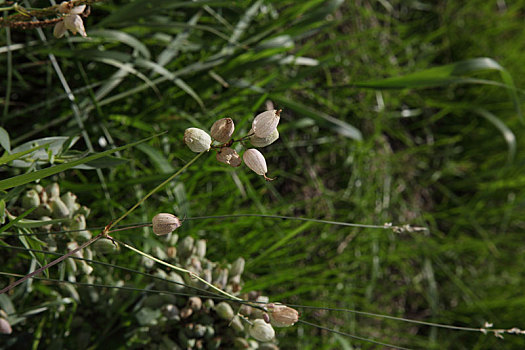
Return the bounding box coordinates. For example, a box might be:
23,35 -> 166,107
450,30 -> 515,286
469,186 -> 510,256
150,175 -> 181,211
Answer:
183,109 -> 282,181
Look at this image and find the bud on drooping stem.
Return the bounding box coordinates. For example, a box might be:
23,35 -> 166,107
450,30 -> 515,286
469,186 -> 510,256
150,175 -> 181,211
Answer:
249,319 -> 275,342
184,128 -> 212,152
152,213 -> 181,235
210,117 -> 235,143
266,303 -> 299,327
216,147 -> 242,167
243,149 -> 273,181
252,109 -> 281,138
250,128 -> 279,148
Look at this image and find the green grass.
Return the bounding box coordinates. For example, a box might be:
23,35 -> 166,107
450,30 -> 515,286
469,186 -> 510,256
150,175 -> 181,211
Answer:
1,0 -> 525,349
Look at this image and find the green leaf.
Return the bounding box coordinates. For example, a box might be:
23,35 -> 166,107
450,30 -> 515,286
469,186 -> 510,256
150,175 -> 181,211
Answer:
0,207 -> 35,233
0,134 -> 160,191
9,136 -> 80,168
473,108 -> 516,164
73,155 -> 129,169
136,144 -> 174,173
0,142 -> 53,166
0,127 -> 10,153
271,95 -> 363,141
88,29 -> 151,59
0,199 -> 5,224
356,57 -> 522,121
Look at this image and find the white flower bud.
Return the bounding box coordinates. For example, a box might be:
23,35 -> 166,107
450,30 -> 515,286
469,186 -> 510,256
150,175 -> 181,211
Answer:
22,190 -> 40,209
266,303 -> 299,327
249,319 -> 275,342
58,1 -> 72,13
210,118 -> 235,143
184,128 -> 212,152
215,302 -> 235,320
64,14 -> 87,37
230,257 -> 245,276
0,318 -> 12,334
243,149 -> 274,181
216,147 -> 241,167
152,213 -> 181,235
250,128 -> 279,148
252,109 -> 281,138
49,198 -> 70,218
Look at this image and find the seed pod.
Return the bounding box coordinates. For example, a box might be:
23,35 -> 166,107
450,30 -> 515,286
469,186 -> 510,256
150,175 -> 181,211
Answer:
266,304 -> 299,327
161,304 -> 180,320
180,306 -> 193,319
216,147 -> 242,167
252,109 -> 281,138
178,236 -> 194,259
250,128 -> 279,148
184,128 -> 212,152
249,319 -> 275,342
243,149 -> 273,181
22,189 -> 40,209
210,118 -> 235,143
195,239 -> 207,258
214,302 -> 234,320
0,317 -> 12,334
34,203 -> 52,217
93,238 -> 118,254
152,213 -> 181,235
233,337 -> 249,349
71,214 -> 91,242
230,257 -> 245,276
46,183 -> 60,199
188,296 -> 202,311
230,315 -> 244,333
167,272 -> 186,292
61,192 -> 77,213
49,197 -> 70,218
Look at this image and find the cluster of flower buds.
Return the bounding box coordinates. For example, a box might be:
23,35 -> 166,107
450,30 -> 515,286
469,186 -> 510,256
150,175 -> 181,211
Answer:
130,212 -> 299,347
183,109 -> 281,181
12,183 -> 103,278
53,1 -> 87,38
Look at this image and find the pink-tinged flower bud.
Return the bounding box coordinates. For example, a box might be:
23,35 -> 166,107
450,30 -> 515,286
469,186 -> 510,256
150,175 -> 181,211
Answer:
250,128 -> 279,148
210,118 -> 235,143
243,149 -> 273,181
64,14 -> 87,37
184,128 -> 212,152
152,213 -> 181,235
0,318 -> 12,334
252,109 -> 281,138
216,147 -> 241,167
249,319 -> 275,342
266,303 -> 299,327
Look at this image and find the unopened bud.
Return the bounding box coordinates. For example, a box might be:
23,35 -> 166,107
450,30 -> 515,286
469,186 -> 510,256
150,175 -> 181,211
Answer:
178,236 -> 194,258
22,190 -> 40,209
50,198 -> 70,218
210,118 -> 235,143
243,149 -> 273,181
230,257 -> 245,276
188,296 -> 202,311
250,128 -> 279,148
94,238 -> 118,253
152,213 -> 181,235
61,192 -> 77,213
195,239 -> 206,258
214,302 -> 234,320
184,128 -> 212,152
252,109 -> 281,138
46,183 -> 60,199
216,147 -> 241,167
0,318 -> 12,334
249,319 -> 275,342
266,303 -> 299,327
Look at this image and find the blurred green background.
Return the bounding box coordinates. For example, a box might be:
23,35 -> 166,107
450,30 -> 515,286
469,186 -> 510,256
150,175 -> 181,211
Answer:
1,0 -> 525,349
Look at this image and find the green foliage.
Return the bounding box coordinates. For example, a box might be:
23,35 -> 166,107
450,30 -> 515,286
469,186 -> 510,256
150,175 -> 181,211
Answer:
1,0 -> 525,349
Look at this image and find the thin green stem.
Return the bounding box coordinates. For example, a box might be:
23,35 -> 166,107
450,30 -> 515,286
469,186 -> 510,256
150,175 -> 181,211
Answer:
104,152 -> 204,232
113,237 -> 242,302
